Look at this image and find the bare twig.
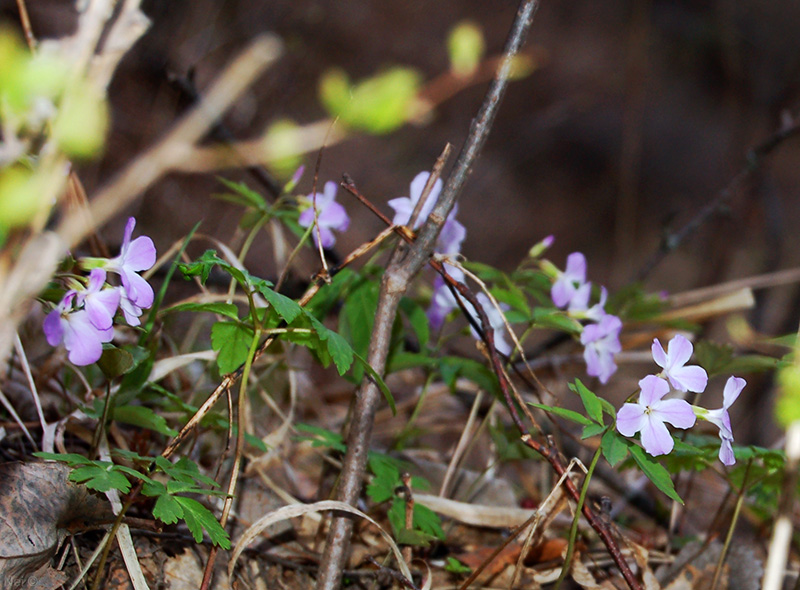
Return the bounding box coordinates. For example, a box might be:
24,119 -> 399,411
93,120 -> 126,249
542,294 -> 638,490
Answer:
315,3 -> 540,589
637,118 -> 800,280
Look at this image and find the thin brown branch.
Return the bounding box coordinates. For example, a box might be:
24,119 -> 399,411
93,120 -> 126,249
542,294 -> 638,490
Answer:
316,3 -> 540,588
637,117 -> 800,281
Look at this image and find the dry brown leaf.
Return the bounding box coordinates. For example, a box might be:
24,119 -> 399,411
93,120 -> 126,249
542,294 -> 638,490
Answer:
0,462 -> 112,590
457,543 -> 521,578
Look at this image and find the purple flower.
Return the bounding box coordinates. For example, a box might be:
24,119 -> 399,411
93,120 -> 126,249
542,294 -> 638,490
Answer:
43,292 -> 113,366
551,252 -> 587,308
77,268 -> 120,331
427,264 -> 465,329
106,217 -> 156,309
697,376 -> 745,466
298,181 -> 350,249
617,375 -> 697,456
568,283 -> 608,323
580,313 -> 622,384
117,286 -> 145,327
652,335 -> 708,393
465,292 -> 512,356
388,171 -> 466,255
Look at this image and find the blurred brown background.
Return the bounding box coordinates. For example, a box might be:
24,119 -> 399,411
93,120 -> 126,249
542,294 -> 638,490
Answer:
5,0 -> 800,441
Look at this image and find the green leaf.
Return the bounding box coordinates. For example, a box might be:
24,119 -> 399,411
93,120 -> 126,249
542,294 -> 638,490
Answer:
532,308 -> 582,333
165,302 -> 239,321
439,356 -> 499,393
777,364 -> 800,428
33,452 -> 93,466
215,177 -> 266,210
319,67 -> 422,134
152,494 -> 183,524
211,321 -> 255,374
174,496 -> 231,549
581,423 -> 605,439
355,352 -> 396,414
527,402 -> 592,426
257,284 -> 302,323
295,423 -> 347,453
178,249 -> 224,285
70,464 -> 131,493
388,498 -> 445,542
97,346 -> 134,379
447,21 -> 485,77
694,341 -> 734,377
308,313 -> 354,375
445,556 -> 472,574
600,430 -> 629,466
627,443 -> 682,504
113,405 -> 178,437
399,297 -> 430,349
570,379 -> 604,425
340,280 -> 379,359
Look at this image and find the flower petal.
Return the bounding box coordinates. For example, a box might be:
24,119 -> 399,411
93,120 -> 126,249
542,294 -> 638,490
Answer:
564,252 -> 586,282
667,364 -> 708,393
652,398 -> 696,429
723,376 -> 746,409
124,236 -> 156,271
639,415 -> 675,456
651,338 -> 668,370
719,438 -> 735,466
667,334 -> 693,368
616,403 -> 646,436
638,375 -> 670,407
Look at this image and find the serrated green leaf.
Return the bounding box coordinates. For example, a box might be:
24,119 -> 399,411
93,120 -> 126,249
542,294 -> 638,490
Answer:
571,379 -> 604,424
601,429 -> 628,466
33,452 -> 93,465
70,465 -> 131,493
113,405 -> 178,437
211,321 -> 255,374
257,284 -> 302,323
165,301 -> 239,320
153,494 -> 183,524
527,402 -> 592,425
174,496 -> 231,549
167,480 -> 199,495
627,443 -> 682,503
308,313 -> 354,375
141,480 -> 167,497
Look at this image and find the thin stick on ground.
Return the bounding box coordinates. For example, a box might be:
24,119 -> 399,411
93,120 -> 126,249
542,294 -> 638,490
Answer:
315,3 -> 540,589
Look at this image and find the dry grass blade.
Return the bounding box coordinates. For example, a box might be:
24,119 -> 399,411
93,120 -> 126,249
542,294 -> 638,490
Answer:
228,500 -> 413,582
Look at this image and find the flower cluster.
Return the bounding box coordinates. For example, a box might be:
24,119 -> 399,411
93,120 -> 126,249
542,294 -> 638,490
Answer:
616,334 -> 744,465
43,217 -> 156,366
550,252 -> 621,384
389,172 -> 512,354
298,181 -> 350,249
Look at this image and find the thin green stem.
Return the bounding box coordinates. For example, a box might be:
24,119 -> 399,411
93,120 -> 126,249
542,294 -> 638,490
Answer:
555,444 -> 602,590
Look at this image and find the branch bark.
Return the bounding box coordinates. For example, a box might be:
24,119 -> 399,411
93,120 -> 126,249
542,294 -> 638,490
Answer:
314,2 -> 540,589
